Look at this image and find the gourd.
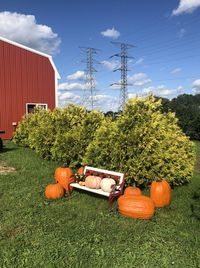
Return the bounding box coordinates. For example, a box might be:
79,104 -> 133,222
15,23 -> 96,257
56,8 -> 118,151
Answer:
54,166 -> 75,191
124,186 -> 142,196
100,178 -> 116,193
75,166 -> 85,183
45,183 -> 65,199
85,175 -> 102,189
150,179 -> 171,207
118,195 -> 155,219
77,166 -> 84,175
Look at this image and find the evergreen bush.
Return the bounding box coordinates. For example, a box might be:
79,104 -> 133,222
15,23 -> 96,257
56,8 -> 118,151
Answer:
83,96 -> 195,186
50,105 -> 104,165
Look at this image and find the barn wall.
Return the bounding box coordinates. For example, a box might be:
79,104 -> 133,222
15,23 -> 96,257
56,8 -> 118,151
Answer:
0,40 -> 56,139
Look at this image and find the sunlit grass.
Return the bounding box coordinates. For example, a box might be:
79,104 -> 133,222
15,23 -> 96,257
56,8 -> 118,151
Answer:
0,141 -> 200,268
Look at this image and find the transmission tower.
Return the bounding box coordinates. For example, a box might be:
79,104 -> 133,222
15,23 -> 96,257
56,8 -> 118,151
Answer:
110,42 -> 134,111
80,47 -> 100,110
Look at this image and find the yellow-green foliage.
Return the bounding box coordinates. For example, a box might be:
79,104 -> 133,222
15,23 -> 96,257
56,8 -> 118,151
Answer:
13,108 -> 55,158
14,98 -> 195,186
13,105 -> 104,164
83,118 -> 118,168
50,105 -> 104,164
84,96 -> 195,186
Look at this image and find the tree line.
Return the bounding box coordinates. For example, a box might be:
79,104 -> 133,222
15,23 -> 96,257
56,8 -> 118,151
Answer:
159,94 -> 200,140
105,94 -> 200,141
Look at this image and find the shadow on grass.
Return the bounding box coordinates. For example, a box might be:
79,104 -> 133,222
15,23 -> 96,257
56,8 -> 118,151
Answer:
0,147 -> 18,153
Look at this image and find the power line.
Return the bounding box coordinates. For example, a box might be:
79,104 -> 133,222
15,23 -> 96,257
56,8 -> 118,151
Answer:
123,12 -> 200,45
137,53 -> 200,66
80,46 -> 100,110
110,41 -> 135,111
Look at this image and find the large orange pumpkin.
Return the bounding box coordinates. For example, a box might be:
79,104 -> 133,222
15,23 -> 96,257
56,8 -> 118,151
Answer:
118,195 -> 155,219
124,186 -> 142,196
150,179 -> 171,207
54,167 -> 75,191
45,183 -> 65,199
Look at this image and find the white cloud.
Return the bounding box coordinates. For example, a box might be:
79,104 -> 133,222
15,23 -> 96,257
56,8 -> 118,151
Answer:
110,83 -> 121,89
171,68 -> 182,74
94,94 -> 118,112
177,85 -> 184,93
58,91 -> 119,112
58,82 -> 85,91
58,79 -> 98,91
101,27 -> 120,39
192,79 -> 200,94
134,57 -> 144,65
143,85 -> 176,97
58,92 -> 82,107
101,60 -> 120,71
67,71 -> 85,80
128,73 -> 152,86
172,0 -> 200,16
110,73 -> 151,89
128,93 -> 137,99
59,92 -> 80,101
0,11 -> 60,54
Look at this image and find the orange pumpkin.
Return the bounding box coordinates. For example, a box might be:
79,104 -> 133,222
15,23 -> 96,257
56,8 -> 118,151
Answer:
118,195 -> 155,219
45,183 -> 65,199
150,179 -> 171,207
77,166 -> 84,175
85,175 -> 102,189
54,167 -> 75,191
124,186 -> 142,196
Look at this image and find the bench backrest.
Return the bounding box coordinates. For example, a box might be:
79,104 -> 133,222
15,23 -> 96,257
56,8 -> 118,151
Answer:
84,166 -> 125,185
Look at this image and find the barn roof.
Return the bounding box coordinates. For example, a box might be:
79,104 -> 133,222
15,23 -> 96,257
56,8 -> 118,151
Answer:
0,36 -> 60,79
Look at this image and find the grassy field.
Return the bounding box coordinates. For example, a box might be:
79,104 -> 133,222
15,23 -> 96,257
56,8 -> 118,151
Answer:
0,141 -> 200,268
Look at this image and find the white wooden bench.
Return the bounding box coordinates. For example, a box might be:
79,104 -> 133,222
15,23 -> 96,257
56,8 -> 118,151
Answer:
69,166 -> 125,208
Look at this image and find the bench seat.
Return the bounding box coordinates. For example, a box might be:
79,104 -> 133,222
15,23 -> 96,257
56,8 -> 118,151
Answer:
69,166 -> 125,207
70,183 -> 121,197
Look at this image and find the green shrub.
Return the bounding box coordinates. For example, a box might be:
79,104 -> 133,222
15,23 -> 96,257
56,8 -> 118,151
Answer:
27,109 -> 55,159
13,108 -> 55,158
83,118 -> 117,168
13,112 -> 39,147
84,96 -> 195,186
51,105 -> 104,165
14,105 -> 104,164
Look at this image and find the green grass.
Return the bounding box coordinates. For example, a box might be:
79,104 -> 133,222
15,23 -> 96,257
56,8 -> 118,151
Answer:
0,141 -> 200,268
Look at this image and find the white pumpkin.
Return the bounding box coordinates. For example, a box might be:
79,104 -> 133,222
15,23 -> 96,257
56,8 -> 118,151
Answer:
100,178 -> 116,193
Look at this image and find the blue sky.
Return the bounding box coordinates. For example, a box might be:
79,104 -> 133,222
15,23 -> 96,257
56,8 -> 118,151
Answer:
0,0 -> 200,111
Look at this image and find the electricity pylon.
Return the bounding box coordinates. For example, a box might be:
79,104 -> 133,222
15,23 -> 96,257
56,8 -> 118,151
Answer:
80,47 -> 100,110
110,42 -> 134,111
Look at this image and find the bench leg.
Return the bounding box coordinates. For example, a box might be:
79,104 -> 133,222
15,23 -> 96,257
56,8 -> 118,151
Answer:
109,195 -> 115,208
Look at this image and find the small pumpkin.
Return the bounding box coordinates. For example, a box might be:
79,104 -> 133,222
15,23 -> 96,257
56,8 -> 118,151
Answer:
79,181 -> 85,186
118,195 -> 155,219
77,166 -> 84,175
54,167 -> 75,191
124,186 -> 142,196
45,183 -> 65,199
85,175 -> 102,189
75,166 -> 86,183
150,179 -> 171,207
100,178 -> 116,193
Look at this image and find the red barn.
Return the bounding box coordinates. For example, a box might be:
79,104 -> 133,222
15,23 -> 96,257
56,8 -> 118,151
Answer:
0,36 -> 60,140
